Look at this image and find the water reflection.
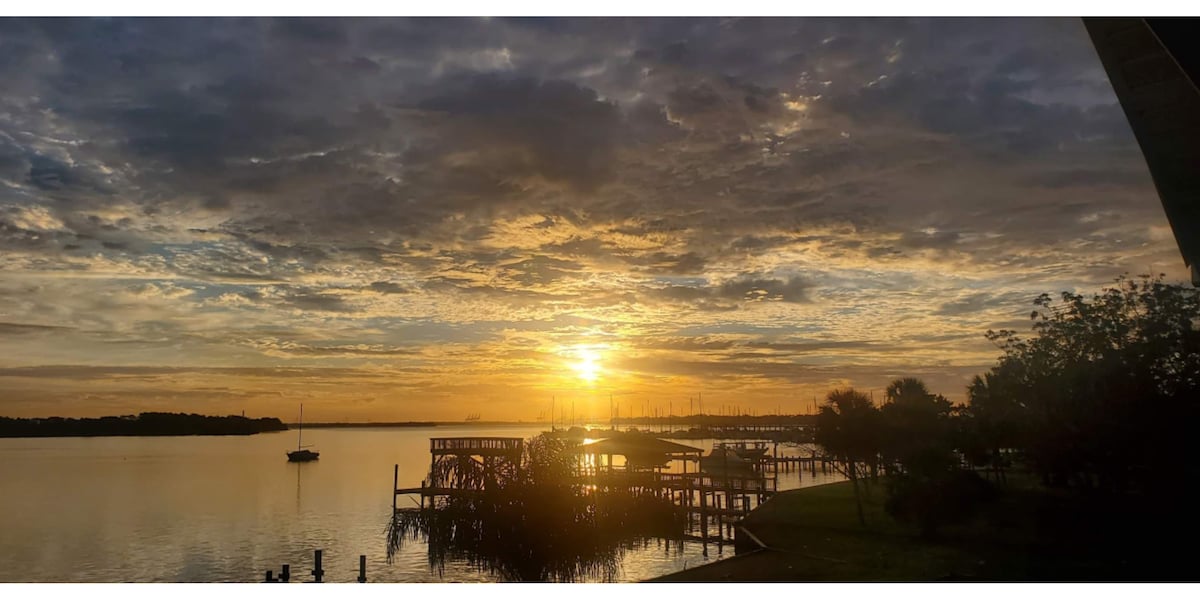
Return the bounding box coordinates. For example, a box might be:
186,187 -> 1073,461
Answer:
0,426 -> 839,582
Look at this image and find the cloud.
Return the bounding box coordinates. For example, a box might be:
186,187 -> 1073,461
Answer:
716,276 -> 815,303
0,17 -> 1186,418
243,339 -> 417,358
414,75 -> 623,191
0,322 -> 72,335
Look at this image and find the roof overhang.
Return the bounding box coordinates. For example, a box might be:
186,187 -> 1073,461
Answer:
1084,18 -> 1200,285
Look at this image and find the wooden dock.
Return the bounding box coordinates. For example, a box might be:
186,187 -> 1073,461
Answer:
392,434 -> 834,550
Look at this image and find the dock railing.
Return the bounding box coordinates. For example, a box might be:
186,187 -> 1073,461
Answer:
429,437 -> 523,455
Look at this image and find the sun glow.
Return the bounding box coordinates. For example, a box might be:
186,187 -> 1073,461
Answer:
569,347 -> 603,384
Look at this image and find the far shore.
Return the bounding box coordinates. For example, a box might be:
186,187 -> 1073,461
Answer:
0,413 -> 288,439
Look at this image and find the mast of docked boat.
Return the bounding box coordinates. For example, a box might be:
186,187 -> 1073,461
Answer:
297,403 -> 303,452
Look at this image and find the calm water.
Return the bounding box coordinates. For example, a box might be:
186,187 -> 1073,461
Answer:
0,425 -> 841,582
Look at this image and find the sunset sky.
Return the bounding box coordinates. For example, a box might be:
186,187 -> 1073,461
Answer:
0,17 -> 1187,421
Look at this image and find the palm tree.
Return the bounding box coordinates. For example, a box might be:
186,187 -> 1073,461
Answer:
879,377 -> 954,478
815,388 -> 880,526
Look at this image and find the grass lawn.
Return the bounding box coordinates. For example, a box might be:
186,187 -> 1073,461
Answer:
650,474 -> 1194,582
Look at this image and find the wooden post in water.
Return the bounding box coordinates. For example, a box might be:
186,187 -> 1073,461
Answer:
358,555 -> 367,583
715,493 -> 723,543
430,450 -> 437,488
265,570 -> 275,583
311,549 -> 324,583
280,564 -> 290,582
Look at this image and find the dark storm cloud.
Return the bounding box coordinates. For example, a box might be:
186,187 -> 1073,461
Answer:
663,75 -> 791,136
414,75 -> 623,191
820,21 -> 1131,162
0,17 -> 1139,257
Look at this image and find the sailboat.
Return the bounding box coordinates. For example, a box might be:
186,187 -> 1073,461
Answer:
287,404 -> 319,462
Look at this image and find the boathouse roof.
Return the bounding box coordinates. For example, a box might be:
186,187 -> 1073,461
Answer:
573,434 -> 702,457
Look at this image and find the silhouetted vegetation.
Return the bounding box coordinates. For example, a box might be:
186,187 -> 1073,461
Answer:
977,274 -> 1199,495
812,275 -> 1199,559
875,378 -> 990,536
814,389 -> 881,526
0,412 -> 287,437
386,433 -> 686,582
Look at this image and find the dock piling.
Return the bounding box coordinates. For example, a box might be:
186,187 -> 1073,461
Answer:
311,549 -> 324,583
358,554 -> 367,583
280,564 -> 290,582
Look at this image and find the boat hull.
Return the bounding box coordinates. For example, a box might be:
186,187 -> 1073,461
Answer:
287,450 -> 319,462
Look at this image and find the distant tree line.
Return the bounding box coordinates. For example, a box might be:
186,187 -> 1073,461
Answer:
815,275 -> 1200,536
0,412 -> 288,437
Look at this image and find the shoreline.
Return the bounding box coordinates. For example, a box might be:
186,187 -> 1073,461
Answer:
645,480 -> 846,583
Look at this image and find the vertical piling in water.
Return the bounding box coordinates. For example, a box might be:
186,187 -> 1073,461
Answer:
727,503 -> 735,538
715,493 -> 723,544
265,570 -> 275,583
358,555 -> 367,583
281,564 -> 290,582
312,549 -> 324,583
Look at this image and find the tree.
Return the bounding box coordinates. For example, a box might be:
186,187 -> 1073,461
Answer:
979,274 -> 1200,495
958,373 -> 1023,484
880,377 -> 956,479
876,378 -> 991,537
815,388 -> 881,526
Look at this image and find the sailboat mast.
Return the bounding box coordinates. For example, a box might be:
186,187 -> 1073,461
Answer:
298,404 -> 303,451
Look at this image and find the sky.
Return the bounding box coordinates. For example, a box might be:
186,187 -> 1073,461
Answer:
0,17 -> 1188,421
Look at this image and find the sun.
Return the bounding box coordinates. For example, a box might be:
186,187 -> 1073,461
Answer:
569,347 -> 603,384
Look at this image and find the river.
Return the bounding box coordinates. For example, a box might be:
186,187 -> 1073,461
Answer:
0,424 -> 842,582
